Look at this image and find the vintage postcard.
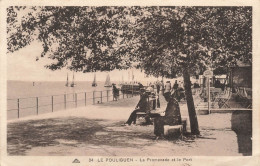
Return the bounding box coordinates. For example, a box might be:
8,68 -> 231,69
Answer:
0,0 -> 260,166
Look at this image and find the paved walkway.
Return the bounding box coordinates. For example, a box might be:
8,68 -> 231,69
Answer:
7,95 -> 242,156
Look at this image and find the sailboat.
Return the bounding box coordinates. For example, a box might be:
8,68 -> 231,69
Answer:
65,73 -> 69,87
92,73 -> 97,87
70,72 -> 76,87
104,74 -> 112,87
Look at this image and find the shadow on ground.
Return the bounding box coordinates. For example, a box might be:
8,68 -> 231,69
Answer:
8,112 -> 248,156
231,110 -> 252,156
7,117 -> 158,155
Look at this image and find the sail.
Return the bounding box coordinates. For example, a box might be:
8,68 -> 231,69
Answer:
70,72 -> 76,87
104,74 -> 112,87
92,73 -> 97,87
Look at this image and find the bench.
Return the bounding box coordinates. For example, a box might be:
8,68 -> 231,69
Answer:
136,108 -> 162,122
164,125 -> 183,137
164,118 -> 187,139
136,112 -> 147,119
136,112 -> 187,138
135,98 -> 159,123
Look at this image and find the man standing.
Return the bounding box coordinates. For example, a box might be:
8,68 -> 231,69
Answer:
112,83 -> 119,101
161,80 -> 165,94
165,81 -> 172,93
156,81 -> 161,94
173,80 -> 179,91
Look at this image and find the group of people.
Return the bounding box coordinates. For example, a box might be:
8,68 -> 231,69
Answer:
112,81 -> 183,139
164,80 -> 185,102
123,85 -> 182,140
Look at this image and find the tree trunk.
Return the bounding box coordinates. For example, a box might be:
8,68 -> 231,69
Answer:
183,68 -> 200,135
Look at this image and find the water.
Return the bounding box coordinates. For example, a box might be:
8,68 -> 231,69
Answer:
7,80 -> 123,120
7,80 -> 118,99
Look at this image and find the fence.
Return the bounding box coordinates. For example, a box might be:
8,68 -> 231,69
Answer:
7,89 -> 140,120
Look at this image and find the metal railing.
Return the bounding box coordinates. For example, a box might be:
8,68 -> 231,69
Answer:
7,89 -> 140,120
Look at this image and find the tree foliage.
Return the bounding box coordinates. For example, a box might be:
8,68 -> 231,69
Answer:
7,6 -> 252,135
124,7 -> 252,77
7,6 -> 137,72
7,6 -> 252,74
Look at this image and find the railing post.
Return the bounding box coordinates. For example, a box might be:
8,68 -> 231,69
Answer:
52,96 -> 54,112
85,92 -> 87,106
112,90 -> 114,101
93,91 -> 95,104
36,97 -> 38,115
17,98 -> 20,119
64,94 -> 66,109
75,93 -> 77,108
101,91 -> 102,103
132,86 -> 134,97
107,90 -> 109,102
208,77 -> 211,114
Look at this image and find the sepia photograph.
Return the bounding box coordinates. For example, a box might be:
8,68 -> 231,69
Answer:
1,1 -> 260,166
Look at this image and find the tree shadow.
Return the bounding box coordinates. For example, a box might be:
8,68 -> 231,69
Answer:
231,110 -> 252,156
7,117 -> 156,155
8,114 -> 241,156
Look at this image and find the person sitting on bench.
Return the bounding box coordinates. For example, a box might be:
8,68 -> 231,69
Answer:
124,88 -> 152,125
154,91 -> 182,139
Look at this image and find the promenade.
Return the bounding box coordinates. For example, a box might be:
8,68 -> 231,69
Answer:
7,95 -> 246,156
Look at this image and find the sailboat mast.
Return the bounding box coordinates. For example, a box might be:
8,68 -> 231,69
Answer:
92,73 -> 97,87
132,70 -> 133,82
72,72 -> 74,84
131,69 -> 134,84
65,73 -> 69,86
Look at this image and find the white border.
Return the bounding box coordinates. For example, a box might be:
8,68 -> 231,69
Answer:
1,0 -> 260,165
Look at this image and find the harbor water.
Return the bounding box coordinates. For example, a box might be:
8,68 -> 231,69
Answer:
7,80 -> 123,120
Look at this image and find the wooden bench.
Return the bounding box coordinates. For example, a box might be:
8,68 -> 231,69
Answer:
136,112 -> 147,119
164,125 -> 183,139
136,110 -> 188,137
135,98 -> 159,123
164,118 -> 187,139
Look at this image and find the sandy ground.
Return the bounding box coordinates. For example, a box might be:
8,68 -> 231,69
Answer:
7,95 -> 243,156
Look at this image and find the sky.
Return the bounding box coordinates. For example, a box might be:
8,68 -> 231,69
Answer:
6,7 -> 188,83
7,40 -> 160,83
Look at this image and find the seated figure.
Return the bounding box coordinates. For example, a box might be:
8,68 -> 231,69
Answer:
154,91 -> 182,139
124,89 -> 152,125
